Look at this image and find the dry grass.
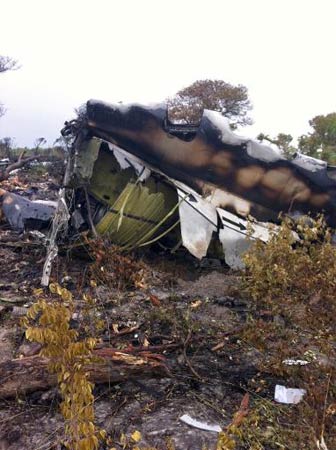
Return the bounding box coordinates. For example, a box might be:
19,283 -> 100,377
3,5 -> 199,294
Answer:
237,216 -> 336,449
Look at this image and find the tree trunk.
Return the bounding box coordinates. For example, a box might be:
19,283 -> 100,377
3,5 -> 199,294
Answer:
0,350 -> 169,398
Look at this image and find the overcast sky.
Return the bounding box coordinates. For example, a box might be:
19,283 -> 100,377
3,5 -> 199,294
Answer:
1,0 -> 335,147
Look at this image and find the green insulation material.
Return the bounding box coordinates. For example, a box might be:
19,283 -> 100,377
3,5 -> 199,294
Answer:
87,143 -> 179,248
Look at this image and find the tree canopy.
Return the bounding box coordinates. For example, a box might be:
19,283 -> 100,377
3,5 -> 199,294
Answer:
258,113 -> 336,164
168,79 -> 253,128
298,113 -> 336,164
257,132 -> 296,159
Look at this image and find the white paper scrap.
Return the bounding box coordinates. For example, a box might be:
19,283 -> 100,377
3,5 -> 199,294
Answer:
282,359 -> 310,366
179,414 -> 222,432
274,384 -> 306,404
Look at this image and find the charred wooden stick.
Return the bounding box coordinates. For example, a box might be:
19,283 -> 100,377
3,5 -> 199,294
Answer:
0,350 -> 169,399
183,330 -> 203,381
95,343 -> 181,357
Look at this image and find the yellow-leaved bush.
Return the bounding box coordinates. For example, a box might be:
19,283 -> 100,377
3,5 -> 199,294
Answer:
22,283 -> 106,450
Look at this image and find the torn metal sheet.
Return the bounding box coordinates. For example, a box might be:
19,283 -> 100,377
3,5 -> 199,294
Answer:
177,188 -> 217,259
179,414 -> 222,433
217,208 -> 275,268
0,188 -> 57,232
108,143 -> 151,182
219,227 -> 251,269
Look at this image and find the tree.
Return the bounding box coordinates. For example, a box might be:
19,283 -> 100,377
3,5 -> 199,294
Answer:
257,132 -> 296,159
258,113 -> 336,164
0,56 -> 18,74
0,56 -> 19,119
298,113 -> 336,164
0,137 -> 14,159
34,137 -> 47,148
167,79 -> 253,128
53,136 -> 70,150
33,137 -> 47,156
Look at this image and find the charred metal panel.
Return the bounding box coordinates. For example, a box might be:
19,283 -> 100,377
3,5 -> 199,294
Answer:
85,100 -> 336,227
0,188 -> 56,231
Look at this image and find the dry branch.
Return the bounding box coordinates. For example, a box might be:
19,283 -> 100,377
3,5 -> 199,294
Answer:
0,350 -> 170,398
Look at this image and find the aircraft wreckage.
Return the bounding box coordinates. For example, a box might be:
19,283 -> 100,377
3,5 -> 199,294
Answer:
1,99 -> 336,278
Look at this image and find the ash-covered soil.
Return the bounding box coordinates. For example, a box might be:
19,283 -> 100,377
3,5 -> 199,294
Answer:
0,227 -> 267,449
0,175 -> 297,450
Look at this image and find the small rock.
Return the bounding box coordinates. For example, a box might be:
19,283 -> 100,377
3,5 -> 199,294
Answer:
18,341 -> 41,357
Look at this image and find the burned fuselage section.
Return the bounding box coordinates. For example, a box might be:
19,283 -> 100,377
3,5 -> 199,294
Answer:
2,99 -> 336,269
84,100 -> 336,224
60,99 -> 336,267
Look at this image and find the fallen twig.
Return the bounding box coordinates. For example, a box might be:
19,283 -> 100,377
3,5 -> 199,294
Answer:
211,325 -> 246,352
183,330 -> 203,381
96,342 -> 181,355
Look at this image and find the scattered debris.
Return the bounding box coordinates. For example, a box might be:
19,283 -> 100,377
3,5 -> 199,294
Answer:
274,384 -> 306,404
0,99 -> 335,448
282,358 -> 310,366
179,414 -> 222,433
317,436 -> 329,450
0,188 -> 57,232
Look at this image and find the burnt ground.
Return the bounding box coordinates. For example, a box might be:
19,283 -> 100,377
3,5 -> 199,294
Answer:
0,174 -> 332,450
0,235 -> 253,450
